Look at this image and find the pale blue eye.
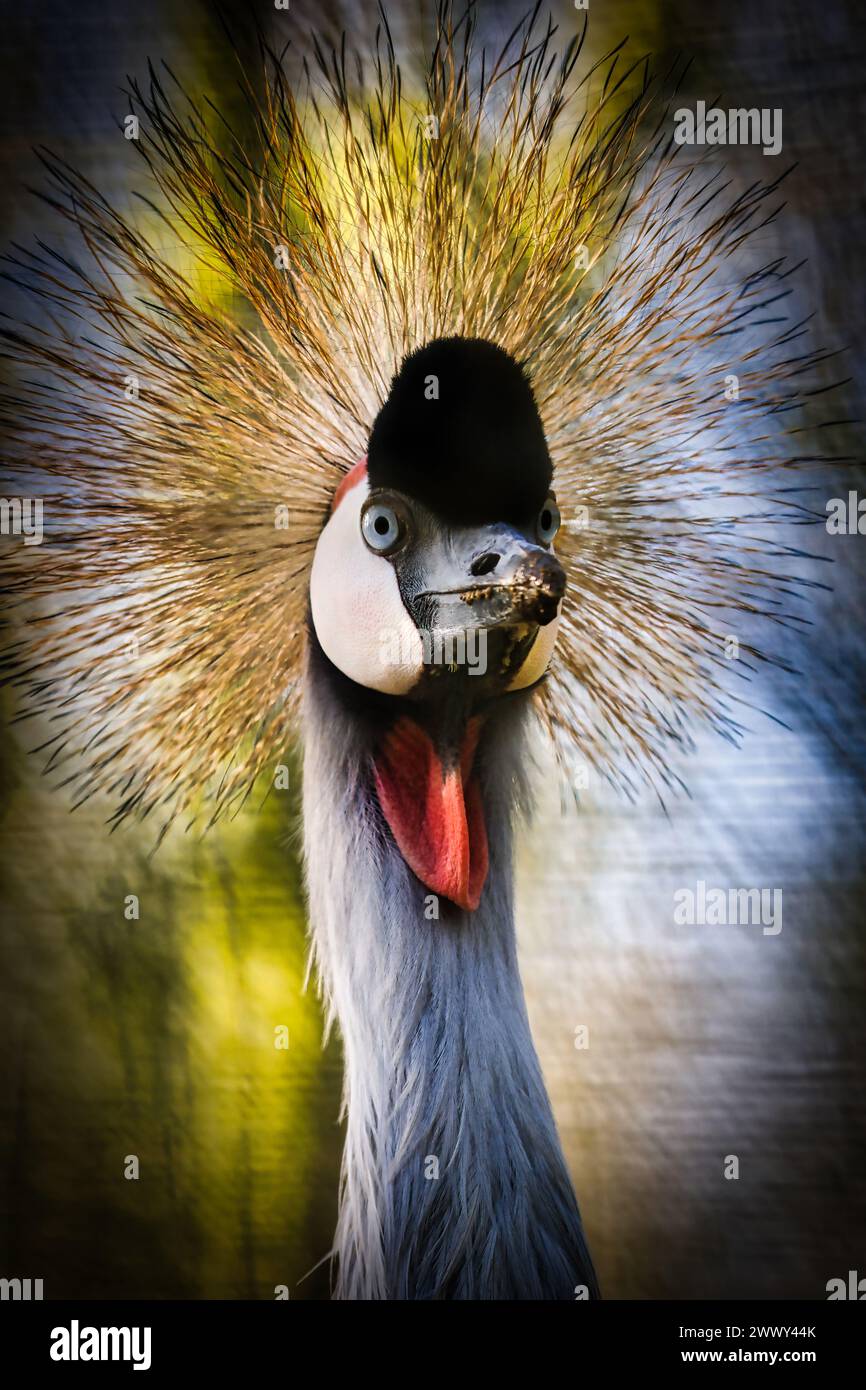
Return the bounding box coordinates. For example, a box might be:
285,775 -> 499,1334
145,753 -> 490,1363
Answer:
537,497 -> 561,545
362,503 -> 401,553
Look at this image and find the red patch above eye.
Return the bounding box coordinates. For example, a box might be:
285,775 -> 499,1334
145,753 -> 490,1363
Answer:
331,456 -> 368,513
372,716 -> 489,913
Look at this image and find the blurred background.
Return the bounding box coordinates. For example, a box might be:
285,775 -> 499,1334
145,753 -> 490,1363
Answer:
0,0 -> 864,1299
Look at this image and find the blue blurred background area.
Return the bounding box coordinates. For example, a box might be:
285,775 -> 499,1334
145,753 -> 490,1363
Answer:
0,0 -> 864,1299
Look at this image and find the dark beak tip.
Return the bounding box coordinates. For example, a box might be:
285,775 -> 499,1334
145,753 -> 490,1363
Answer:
544,567 -> 567,601
519,550 -> 566,600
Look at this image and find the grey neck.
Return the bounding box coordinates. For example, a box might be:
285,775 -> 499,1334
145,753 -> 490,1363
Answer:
301,644 -> 598,1299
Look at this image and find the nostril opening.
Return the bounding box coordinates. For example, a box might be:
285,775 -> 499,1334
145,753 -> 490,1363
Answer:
470,551 -> 500,577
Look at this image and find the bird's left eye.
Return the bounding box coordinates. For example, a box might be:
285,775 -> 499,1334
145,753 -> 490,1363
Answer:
361,499 -> 407,555
537,496 -> 561,546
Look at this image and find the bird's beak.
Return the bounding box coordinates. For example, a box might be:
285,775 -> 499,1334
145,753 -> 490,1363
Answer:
422,541 -> 565,629
403,522 -> 566,689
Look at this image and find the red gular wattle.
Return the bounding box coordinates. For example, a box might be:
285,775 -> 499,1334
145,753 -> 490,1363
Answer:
372,715 -> 489,912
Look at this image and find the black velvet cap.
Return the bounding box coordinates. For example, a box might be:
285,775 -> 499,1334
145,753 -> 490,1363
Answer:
367,337 -> 553,527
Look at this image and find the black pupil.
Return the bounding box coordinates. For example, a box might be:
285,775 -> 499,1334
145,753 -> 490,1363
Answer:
541,509 -> 552,531
374,513 -> 391,536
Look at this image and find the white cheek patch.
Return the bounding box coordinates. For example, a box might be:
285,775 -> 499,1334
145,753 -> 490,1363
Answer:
309,478 -> 423,694
507,609 -> 562,691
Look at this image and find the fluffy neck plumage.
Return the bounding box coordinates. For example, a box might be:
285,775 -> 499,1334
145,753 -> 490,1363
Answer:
302,635 -> 598,1299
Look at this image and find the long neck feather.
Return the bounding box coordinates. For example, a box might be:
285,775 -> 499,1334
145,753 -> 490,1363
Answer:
302,640 -> 598,1300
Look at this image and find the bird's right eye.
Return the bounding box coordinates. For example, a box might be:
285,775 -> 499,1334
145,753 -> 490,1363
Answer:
361,499 -> 407,555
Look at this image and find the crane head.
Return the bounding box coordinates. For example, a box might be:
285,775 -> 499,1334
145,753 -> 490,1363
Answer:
309,337 -> 564,911
310,337 -> 564,701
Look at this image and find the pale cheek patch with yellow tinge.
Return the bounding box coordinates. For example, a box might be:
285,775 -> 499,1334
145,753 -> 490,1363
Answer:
506,608 -> 561,690
309,470 -> 424,694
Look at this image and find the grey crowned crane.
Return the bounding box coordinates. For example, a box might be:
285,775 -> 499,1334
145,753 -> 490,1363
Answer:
305,336 -> 597,1297
0,6 -> 828,1299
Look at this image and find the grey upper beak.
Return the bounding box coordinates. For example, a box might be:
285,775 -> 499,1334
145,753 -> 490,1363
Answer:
469,542 -> 565,625
411,523 -> 565,630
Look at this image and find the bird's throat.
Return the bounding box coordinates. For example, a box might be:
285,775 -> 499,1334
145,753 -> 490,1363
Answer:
372,715 -> 489,912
